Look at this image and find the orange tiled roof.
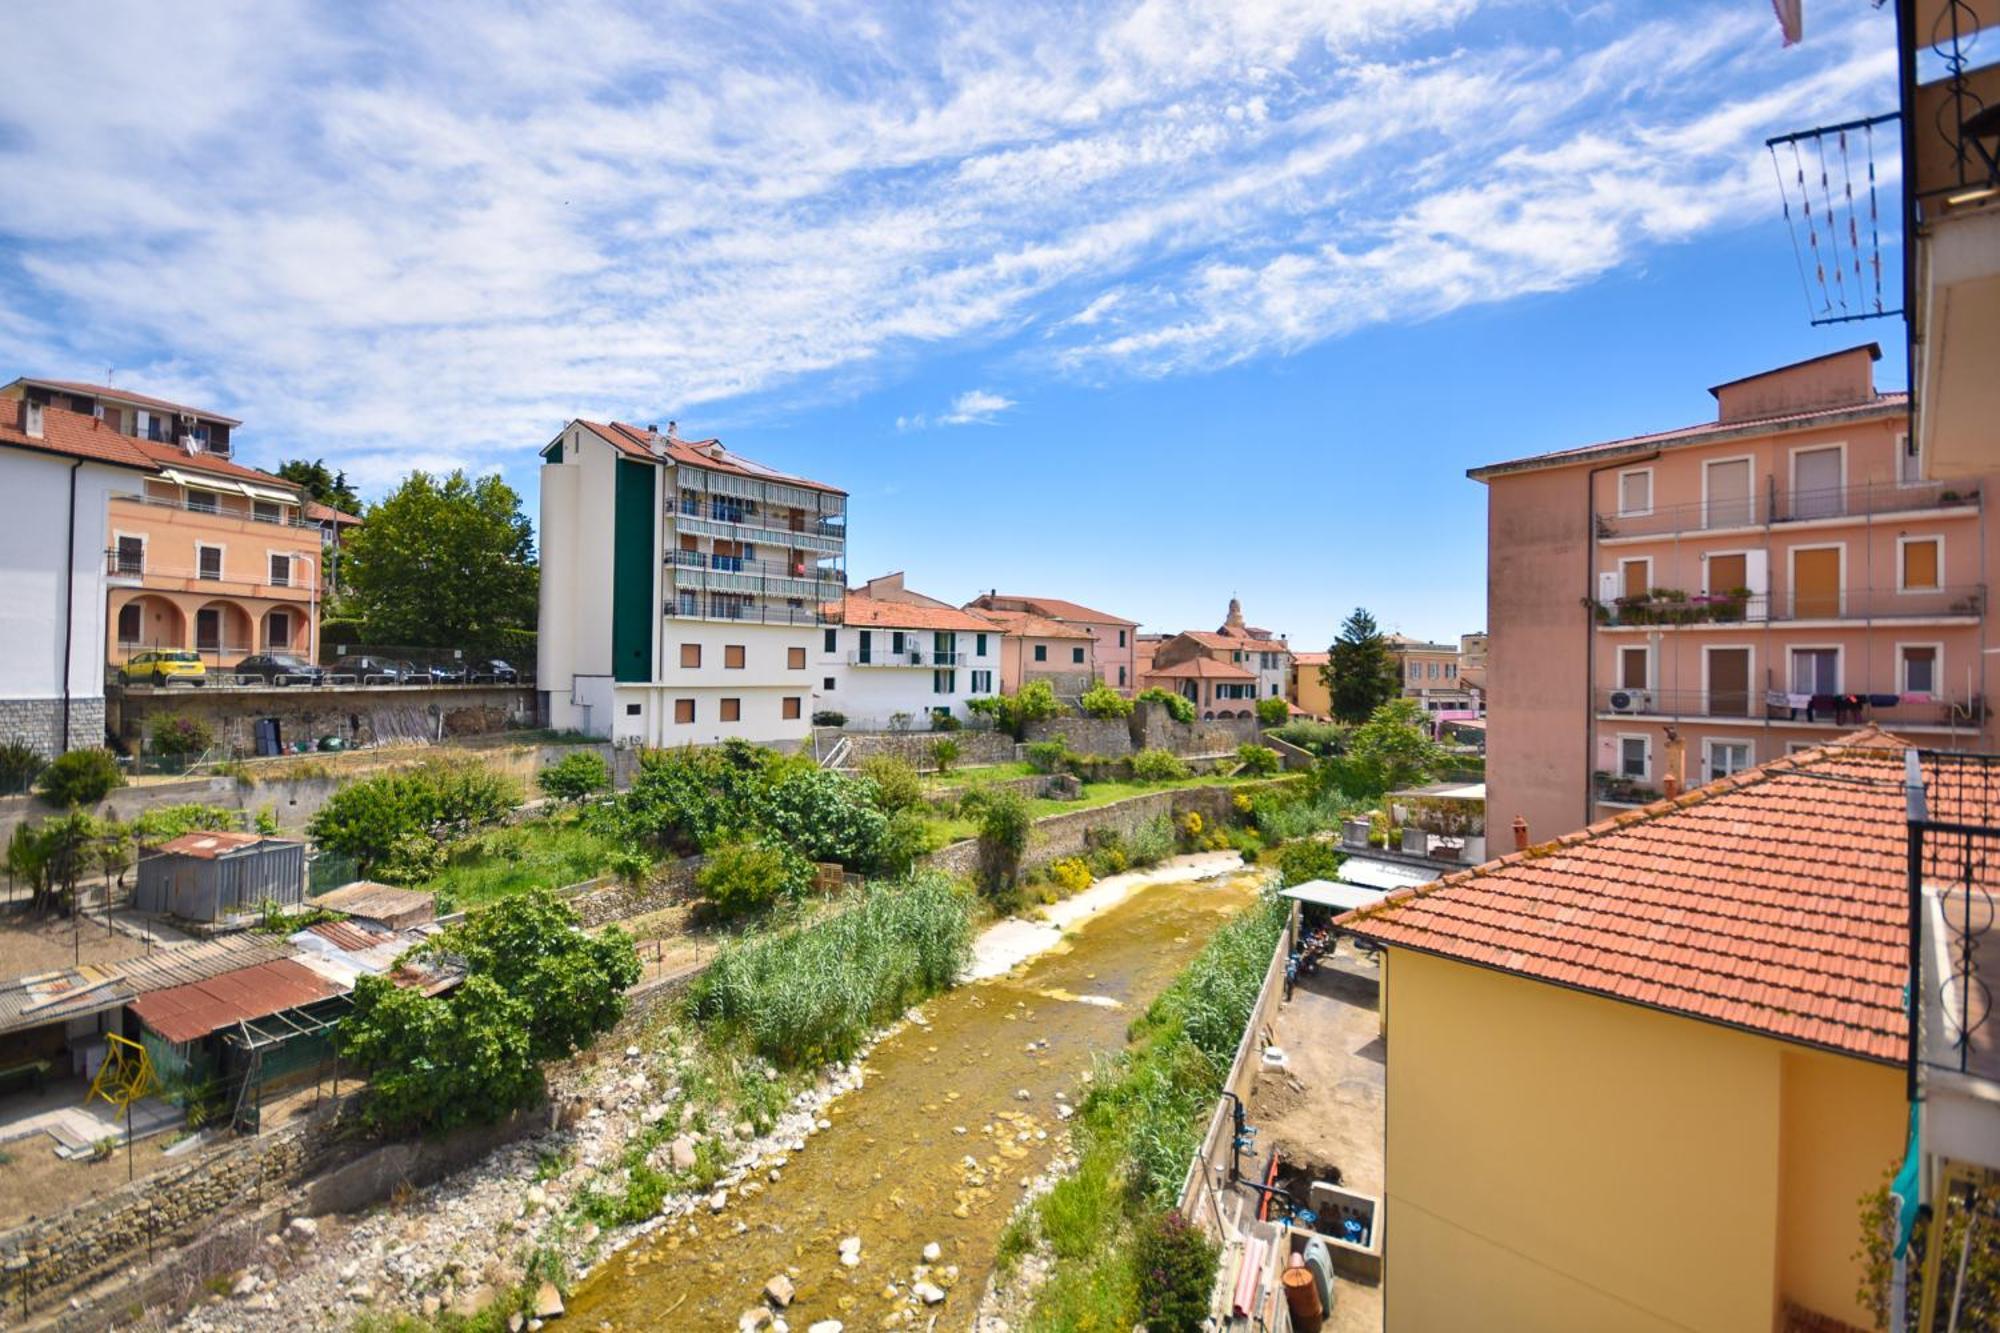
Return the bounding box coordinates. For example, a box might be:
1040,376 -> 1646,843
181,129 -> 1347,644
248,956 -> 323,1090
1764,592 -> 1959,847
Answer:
13,377 -> 242,426
578,420 -> 845,496
1293,651 -> 1329,666
973,594 -> 1136,627
967,607 -> 1092,640
120,434 -> 301,492
306,500 -> 362,526
1339,729 -> 1922,1063
829,594 -> 996,633
1146,656 -> 1256,681
0,404 -> 156,471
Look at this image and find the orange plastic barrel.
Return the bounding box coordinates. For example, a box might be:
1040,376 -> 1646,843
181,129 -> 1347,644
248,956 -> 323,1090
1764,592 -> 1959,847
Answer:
1282,1263 -> 1325,1332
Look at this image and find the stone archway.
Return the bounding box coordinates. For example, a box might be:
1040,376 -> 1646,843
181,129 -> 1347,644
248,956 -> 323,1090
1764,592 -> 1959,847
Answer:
114,595 -> 185,657
192,601 -> 254,662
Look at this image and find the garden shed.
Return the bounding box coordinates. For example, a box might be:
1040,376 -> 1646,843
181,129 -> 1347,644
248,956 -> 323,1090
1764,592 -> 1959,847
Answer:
134,831 -> 307,923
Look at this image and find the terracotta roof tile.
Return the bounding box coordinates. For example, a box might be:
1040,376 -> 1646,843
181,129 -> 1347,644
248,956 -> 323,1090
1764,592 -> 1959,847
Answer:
967,607 -> 1093,640
12,378 -> 241,426
1145,656 -> 1257,681
1340,727 -> 1949,1064
829,594 -> 996,633
0,404 -> 156,470
970,595 -> 1136,627
578,420 -> 844,496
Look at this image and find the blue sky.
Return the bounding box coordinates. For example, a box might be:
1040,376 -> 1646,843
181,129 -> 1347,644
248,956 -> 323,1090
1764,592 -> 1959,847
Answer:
0,0 -> 1902,648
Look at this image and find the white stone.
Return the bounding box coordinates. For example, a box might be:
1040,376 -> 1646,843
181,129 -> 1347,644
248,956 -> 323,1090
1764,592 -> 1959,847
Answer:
739,1308 -> 773,1331
670,1136 -> 698,1171
922,1242 -> 941,1263
532,1280 -> 565,1319
912,1280 -> 947,1305
710,1189 -> 729,1212
807,1323 -> 845,1333
764,1273 -> 796,1307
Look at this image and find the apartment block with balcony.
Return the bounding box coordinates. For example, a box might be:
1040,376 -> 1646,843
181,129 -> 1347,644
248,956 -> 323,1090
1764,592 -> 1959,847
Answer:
538,419 -> 844,746
814,585 -> 1001,729
1386,633 -> 1479,716
0,378 -> 321,673
1473,343 -> 1996,842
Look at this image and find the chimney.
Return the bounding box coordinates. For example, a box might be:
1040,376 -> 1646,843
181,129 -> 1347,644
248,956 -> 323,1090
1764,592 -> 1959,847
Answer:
1511,815 -> 1529,852
665,420 -> 677,440
1663,773 -> 1682,799
22,400 -> 44,439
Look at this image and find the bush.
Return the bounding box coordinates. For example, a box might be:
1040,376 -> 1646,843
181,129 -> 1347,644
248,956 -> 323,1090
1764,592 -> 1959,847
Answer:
976,680 -> 1068,740
1048,856 -> 1094,894
1277,839 -> 1344,887
859,754 -> 923,813
688,873 -> 973,1067
148,714 -> 214,759
871,807 -> 939,879
0,741 -> 45,796
35,749 -> 124,806
130,803 -> 237,845
308,759 -> 521,877
1254,695 -> 1290,727
1134,1209 -> 1220,1333
1268,719 -> 1349,757
1024,739 -> 1075,775
698,838 -> 811,917
1127,815 -> 1174,867
977,789 -> 1033,901
1079,681 -> 1134,719
537,750 -> 609,804
811,710 -> 846,728
1235,743 -> 1281,777
1135,687 -> 1195,724
930,711 -> 961,732
755,766 -> 888,868
930,737 -> 961,773
1131,748 -> 1190,783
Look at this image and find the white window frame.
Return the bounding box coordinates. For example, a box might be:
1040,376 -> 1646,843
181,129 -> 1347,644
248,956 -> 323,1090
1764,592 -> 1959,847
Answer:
1615,644 -> 1652,691
1616,733 -> 1652,781
1700,643 -> 1756,718
1896,641 -> 1943,696
1786,542 -> 1847,619
1896,431 -> 1924,487
1702,737 -> 1755,781
1699,547 -> 1754,597
1701,454 -> 1757,530
1896,532 -> 1944,593
1618,556 -> 1653,600
1787,440 -> 1848,518
195,542 -> 225,582
1785,643 -> 1844,696
1615,466 -> 1654,518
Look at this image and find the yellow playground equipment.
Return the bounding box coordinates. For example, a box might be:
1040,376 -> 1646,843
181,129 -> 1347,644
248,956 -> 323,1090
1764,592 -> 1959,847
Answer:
84,1033 -> 156,1113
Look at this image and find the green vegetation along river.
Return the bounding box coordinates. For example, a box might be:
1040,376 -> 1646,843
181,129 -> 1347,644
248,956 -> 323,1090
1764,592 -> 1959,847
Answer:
568,870 -> 1264,1330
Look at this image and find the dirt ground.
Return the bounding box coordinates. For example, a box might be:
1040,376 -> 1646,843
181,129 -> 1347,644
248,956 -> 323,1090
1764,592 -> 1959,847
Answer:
0,909 -> 149,979
0,1129 -> 178,1230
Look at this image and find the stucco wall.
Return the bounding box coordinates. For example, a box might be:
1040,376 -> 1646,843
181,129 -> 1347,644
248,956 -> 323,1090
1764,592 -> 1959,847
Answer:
1381,948 -> 1901,1333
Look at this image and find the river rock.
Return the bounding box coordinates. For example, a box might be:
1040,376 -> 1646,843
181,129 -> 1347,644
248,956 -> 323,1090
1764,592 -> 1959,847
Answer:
711,1189 -> 730,1212
738,1309 -> 773,1330
913,1280 -> 947,1306
285,1216 -> 319,1242
671,1136 -> 698,1170
765,1273 -> 796,1307
533,1280 -> 565,1319
922,1242 -> 941,1263
807,1322 -> 845,1333
838,1235 -> 862,1267
230,1273 -> 260,1298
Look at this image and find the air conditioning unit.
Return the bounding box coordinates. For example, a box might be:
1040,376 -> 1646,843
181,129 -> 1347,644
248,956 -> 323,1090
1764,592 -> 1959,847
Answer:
1608,689 -> 1655,714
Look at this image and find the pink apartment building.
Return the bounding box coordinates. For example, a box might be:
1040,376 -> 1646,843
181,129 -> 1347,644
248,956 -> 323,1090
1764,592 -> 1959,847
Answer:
965,593 -> 1138,692
1473,344 -> 1996,842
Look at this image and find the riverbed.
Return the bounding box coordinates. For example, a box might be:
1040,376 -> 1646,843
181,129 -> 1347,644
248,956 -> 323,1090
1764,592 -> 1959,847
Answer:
568,866 -> 1266,1331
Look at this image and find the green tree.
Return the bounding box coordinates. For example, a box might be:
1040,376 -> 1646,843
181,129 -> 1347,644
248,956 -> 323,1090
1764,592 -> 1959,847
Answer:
1254,695 -> 1290,727
697,838 -> 811,917
1235,743 -> 1281,777
275,458 -> 360,513
1329,698 -> 1444,798
976,789 -> 1033,902
537,751 -> 609,805
1079,680 -> 1135,719
1323,608 -> 1400,723
1135,687 -> 1195,724
343,470 -> 537,649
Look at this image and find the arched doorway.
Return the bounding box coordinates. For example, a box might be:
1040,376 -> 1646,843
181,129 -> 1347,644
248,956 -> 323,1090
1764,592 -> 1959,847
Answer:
114,595 -> 185,657
262,607 -> 301,654
193,601 -> 253,664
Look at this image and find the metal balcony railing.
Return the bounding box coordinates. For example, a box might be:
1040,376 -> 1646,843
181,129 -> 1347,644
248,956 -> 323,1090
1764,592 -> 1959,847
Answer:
666,597 -> 834,627
848,648 -> 963,668
1596,685 -> 1987,730
113,491 -> 314,529
667,549 -> 839,582
1909,751 -> 2000,1087
1596,478 -> 1980,540
1593,770 -> 1664,805
1591,584 -> 1985,627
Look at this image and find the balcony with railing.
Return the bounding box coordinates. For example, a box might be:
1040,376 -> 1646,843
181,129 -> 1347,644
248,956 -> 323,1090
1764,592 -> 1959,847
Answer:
1595,685 -> 1986,732
848,647 -> 963,668
1593,770 -> 1664,806
672,497 -> 847,552
112,490 -> 313,529
1911,751 -> 2000,1093
1596,478 -> 1980,541
665,592 -> 835,627
1591,583 -> 1985,627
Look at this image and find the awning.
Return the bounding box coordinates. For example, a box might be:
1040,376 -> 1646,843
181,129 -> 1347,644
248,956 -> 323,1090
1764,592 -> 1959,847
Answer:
1337,858 -> 1443,893
1280,879 -> 1388,913
239,482 -> 296,505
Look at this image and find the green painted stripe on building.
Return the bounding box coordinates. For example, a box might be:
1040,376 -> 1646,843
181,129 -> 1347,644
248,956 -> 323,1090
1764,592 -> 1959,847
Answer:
613,458 -> 656,683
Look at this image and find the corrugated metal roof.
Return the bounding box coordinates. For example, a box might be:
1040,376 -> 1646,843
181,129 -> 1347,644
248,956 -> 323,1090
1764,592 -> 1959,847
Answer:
151,830 -> 289,859
309,881 -> 435,923
129,959 -> 344,1044
0,936 -> 294,1037
114,935 -> 293,993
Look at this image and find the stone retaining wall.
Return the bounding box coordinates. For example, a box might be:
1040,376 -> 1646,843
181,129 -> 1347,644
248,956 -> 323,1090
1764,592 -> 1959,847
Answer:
829,728 -> 1018,770
1136,708 -> 1259,755
109,683 -> 538,754
567,855 -> 704,928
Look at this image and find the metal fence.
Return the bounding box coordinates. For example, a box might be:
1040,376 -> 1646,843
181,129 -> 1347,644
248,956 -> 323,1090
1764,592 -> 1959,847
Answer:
109,643 -> 531,691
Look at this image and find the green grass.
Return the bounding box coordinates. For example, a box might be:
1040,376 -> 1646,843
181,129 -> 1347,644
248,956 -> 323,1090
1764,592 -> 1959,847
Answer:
420,819 -> 625,908
924,760 -> 1039,787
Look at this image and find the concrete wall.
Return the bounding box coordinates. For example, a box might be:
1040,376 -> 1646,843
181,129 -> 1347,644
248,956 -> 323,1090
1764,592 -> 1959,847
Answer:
111,682 -> 537,753
1380,948 -> 1902,1333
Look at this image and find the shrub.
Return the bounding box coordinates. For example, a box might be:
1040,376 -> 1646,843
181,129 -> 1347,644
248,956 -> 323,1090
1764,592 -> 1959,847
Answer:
130,803 -> 237,845
754,766 -> 888,868
1325,698 -> 1445,799
1267,719 -> 1349,757
872,807 -> 939,879
977,789 -> 1033,900
1235,743 -> 1281,777
1048,856 -> 1093,894
1025,739 -> 1075,775
1079,681 -> 1134,719
147,714 -> 214,759
930,737 -> 961,774
811,710 -> 846,728
1127,815 -> 1174,867
1277,839 -> 1344,887
859,754 -> 923,813
1254,695 -> 1290,727
36,748 -> 124,806
1135,687 -> 1195,724
698,838 -> 810,917
537,750 -> 609,804
930,711 -> 962,732
0,741 -> 45,795
308,759 -> 521,877
978,680 -> 1068,740
1176,810 -> 1205,849
1131,748 -> 1190,783
1134,1209 -> 1220,1333
688,873 -> 974,1067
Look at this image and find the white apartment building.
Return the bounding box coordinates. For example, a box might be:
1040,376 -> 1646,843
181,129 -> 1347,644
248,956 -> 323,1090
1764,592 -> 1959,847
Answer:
814,589 -> 1001,729
537,420 -> 845,747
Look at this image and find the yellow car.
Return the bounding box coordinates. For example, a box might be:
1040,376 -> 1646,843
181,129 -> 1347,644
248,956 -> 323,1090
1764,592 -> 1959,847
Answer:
121,650 -> 207,687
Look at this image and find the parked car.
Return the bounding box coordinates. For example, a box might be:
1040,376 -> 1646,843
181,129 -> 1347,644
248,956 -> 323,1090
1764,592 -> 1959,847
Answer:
476,659 -> 520,683
121,650 -> 206,687
422,661 -> 468,684
233,653 -> 327,686
332,654 -> 418,683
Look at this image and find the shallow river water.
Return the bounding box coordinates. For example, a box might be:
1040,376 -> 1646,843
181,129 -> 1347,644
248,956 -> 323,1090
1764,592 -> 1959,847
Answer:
567,870 -> 1262,1331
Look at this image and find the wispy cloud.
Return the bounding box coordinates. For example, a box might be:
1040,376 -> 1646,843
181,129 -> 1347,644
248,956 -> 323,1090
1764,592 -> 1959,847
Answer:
0,0 -> 1894,485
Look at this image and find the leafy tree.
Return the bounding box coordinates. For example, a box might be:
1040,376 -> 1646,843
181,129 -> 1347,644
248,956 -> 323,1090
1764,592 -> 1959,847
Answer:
754,766 -> 887,867
1135,687 -> 1196,724
130,803 -> 237,844
976,789 -> 1033,901
537,751 -> 609,804
343,469 -> 537,650
1254,695 -> 1290,727
35,749 -> 124,806
1323,608 -> 1400,723
275,458 -> 360,513
1235,743 -> 1281,777
1327,698 -> 1444,798
871,808 -> 938,879
1276,838 -> 1344,887
1079,680 -> 1135,719
8,812 -> 98,913
308,760 -> 521,877
858,755 -> 923,814
697,838 -> 811,917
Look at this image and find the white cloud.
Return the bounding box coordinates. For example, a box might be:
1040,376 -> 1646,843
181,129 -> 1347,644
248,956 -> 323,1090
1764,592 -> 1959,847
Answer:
0,0 -> 1898,483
